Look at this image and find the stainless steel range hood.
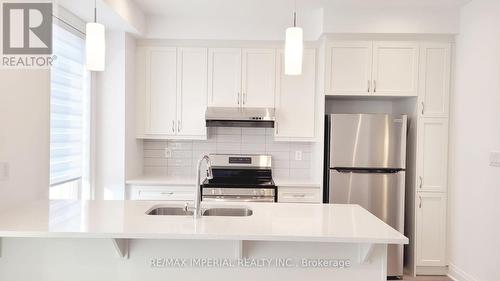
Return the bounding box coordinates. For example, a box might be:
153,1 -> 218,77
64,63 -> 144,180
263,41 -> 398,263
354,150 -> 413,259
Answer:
205,107 -> 275,128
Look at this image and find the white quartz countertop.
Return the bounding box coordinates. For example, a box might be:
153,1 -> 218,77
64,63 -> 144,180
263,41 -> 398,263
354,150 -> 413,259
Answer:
0,200 -> 407,244
126,176 -> 320,188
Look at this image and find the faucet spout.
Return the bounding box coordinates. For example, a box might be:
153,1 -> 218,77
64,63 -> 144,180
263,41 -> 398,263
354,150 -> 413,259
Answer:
194,155 -> 212,218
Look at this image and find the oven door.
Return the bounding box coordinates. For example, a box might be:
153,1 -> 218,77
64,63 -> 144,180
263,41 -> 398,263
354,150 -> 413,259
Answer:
202,195 -> 275,202
202,187 -> 276,202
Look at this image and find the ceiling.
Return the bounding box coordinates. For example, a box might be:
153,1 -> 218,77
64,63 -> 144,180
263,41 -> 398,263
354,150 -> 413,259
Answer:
134,0 -> 471,16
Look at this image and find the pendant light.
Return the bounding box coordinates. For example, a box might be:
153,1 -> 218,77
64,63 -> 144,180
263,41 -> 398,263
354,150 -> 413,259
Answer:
86,0 -> 105,71
284,0 -> 303,76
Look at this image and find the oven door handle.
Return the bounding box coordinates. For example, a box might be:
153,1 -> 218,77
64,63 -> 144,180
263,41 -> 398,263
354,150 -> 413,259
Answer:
202,196 -> 275,203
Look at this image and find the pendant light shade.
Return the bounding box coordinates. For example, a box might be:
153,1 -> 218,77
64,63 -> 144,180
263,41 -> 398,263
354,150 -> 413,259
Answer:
85,22 -> 105,71
285,26 -> 303,75
86,0 -> 105,71
285,8 -> 303,76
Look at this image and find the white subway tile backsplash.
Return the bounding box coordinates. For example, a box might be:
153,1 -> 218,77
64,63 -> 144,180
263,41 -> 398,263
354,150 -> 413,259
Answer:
168,141 -> 193,151
217,127 -> 241,135
144,141 -> 167,150
217,134 -> 242,143
144,158 -> 168,167
144,149 -> 164,158
143,129 -> 313,180
144,166 -> 167,175
171,150 -> 192,159
242,128 -> 266,135
242,135 -> 266,144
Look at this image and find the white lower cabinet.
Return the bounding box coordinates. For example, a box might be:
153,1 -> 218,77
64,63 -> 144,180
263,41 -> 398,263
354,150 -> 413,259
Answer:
278,187 -> 321,203
129,186 -> 195,201
416,192 -> 447,267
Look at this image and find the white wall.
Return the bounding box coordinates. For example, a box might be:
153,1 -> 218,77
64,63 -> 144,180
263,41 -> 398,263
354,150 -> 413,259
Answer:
0,70 -> 50,209
95,31 -> 142,200
95,32 -> 126,200
322,6 -> 460,34
125,34 -> 143,181
448,1 -> 500,280
145,4 -> 460,40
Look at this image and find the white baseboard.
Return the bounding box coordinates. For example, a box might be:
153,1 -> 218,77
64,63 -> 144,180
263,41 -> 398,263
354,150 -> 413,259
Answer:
448,263 -> 479,281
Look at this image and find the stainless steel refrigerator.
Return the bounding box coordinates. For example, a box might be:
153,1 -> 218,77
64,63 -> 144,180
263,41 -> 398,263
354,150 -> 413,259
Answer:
323,114 -> 407,277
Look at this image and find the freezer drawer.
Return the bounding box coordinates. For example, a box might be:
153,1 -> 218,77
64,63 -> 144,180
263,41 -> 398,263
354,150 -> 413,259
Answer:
329,169 -> 405,277
329,114 -> 407,169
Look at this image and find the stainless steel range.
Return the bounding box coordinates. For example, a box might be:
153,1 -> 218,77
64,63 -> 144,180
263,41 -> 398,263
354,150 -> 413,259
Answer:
201,154 -> 277,203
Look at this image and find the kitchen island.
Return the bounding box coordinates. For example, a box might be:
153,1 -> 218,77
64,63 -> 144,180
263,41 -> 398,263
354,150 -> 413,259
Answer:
0,200 -> 407,281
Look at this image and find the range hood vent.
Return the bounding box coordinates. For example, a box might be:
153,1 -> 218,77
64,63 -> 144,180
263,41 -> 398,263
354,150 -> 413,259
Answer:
205,107 -> 275,128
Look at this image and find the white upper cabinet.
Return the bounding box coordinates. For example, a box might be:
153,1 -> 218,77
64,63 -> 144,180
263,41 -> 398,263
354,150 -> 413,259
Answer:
208,48 -> 242,107
146,47 -> 178,136
326,41 -> 419,97
275,49 -> 316,141
136,46 -> 208,139
419,43 -> 451,118
242,49 -> 276,108
416,192 -> 447,267
325,41 -> 373,96
372,41 -> 419,96
177,48 -> 208,138
416,118 -> 449,193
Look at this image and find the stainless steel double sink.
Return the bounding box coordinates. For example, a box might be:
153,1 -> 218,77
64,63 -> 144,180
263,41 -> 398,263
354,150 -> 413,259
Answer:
147,207 -> 253,217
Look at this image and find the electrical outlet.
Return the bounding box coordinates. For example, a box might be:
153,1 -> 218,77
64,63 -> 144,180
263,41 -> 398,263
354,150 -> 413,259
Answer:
164,148 -> 172,158
490,151 -> 500,167
0,162 -> 9,181
295,151 -> 303,161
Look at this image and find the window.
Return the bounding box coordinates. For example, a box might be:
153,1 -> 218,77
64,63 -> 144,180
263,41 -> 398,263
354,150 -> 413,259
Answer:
50,23 -> 91,200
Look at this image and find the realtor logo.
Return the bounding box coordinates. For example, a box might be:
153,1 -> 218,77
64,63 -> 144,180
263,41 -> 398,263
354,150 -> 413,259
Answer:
2,2 -> 52,55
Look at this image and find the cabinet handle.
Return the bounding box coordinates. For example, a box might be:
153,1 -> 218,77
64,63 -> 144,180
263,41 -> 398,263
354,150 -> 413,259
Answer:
419,196 -> 422,208
160,192 -> 174,196
243,92 -> 246,105
421,102 -> 425,115
419,176 -> 423,189
367,80 -> 371,93
292,194 -> 306,198
373,80 -> 377,93
172,120 -> 175,133
178,120 -> 181,133
237,92 -> 240,105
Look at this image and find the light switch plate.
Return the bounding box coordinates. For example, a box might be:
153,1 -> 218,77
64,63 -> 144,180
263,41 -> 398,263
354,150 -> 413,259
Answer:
0,162 -> 9,181
490,151 -> 500,167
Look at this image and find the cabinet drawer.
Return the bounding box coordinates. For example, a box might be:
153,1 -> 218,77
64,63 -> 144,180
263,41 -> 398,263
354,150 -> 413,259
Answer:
278,187 -> 321,203
129,186 -> 195,201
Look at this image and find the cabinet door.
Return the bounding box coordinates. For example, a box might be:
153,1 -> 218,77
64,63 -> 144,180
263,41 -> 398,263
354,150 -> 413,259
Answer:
325,41 -> 373,96
208,48 -> 242,107
416,118 -> 449,192
372,42 -> 419,96
241,49 -> 276,107
278,187 -> 321,203
177,48 -> 208,139
416,192 -> 447,267
146,47 -> 177,135
135,47 -> 146,137
419,43 -> 451,118
275,49 -> 316,140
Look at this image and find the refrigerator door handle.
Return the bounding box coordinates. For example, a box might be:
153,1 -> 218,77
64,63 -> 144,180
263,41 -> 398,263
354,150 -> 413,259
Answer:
335,168 -> 403,174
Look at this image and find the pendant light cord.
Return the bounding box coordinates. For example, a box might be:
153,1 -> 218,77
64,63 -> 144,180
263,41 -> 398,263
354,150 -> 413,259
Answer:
293,0 -> 297,27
